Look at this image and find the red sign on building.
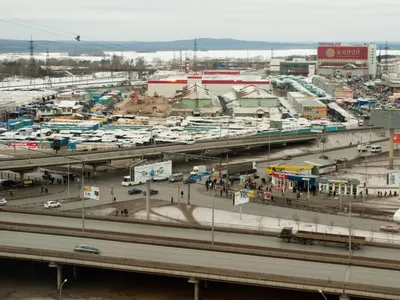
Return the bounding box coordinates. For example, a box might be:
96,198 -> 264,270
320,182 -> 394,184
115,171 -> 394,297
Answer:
317,46 -> 369,60
9,142 -> 38,149
394,134 -> 400,144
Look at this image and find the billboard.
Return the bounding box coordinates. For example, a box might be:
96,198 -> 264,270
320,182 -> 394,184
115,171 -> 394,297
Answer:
387,172 -> 400,186
134,161 -> 172,182
310,124 -> 326,133
233,189 -> 249,206
84,186 -> 100,200
9,142 -> 38,149
317,46 -> 368,60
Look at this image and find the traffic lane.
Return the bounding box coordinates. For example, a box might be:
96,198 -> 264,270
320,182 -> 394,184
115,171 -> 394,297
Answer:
257,142 -> 389,168
0,212 -> 399,261
0,230 -> 399,289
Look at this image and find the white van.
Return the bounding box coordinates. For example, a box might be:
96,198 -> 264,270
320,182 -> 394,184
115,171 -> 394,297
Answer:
169,173 -> 183,182
370,145 -> 382,153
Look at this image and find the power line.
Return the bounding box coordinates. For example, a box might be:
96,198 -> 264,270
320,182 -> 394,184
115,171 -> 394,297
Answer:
0,13 -> 134,52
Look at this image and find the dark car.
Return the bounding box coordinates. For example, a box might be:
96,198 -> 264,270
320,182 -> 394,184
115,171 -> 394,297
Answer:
128,188 -> 142,195
183,178 -> 196,184
143,189 -> 158,196
73,244 -> 100,254
282,155 -> 292,160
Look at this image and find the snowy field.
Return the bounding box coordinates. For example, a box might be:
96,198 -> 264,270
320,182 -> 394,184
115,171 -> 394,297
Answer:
0,72 -> 134,91
134,206 -> 400,244
3,49 -> 400,63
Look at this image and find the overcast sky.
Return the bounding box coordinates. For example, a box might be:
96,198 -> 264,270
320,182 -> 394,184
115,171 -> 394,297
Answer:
1,0 -> 399,42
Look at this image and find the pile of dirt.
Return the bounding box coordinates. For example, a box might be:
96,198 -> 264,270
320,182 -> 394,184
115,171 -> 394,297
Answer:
114,96 -> 171,117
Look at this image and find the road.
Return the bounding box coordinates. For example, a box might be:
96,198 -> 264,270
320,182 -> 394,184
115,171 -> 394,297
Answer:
0,211 -> 399,261
0,230 -> 399,290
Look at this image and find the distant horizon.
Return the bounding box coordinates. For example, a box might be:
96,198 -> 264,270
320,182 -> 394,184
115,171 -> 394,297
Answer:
1,38 -> 400,44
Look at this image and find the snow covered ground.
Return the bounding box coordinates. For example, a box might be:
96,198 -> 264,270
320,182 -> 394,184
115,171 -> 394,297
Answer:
0,72 -> 133,91
3,49 -> 400,63
134,205 -> 399,244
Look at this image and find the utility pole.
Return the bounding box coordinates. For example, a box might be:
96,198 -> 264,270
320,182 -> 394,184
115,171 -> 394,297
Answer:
193,37 -> 198,73
28,36 -> 36,83
45,49 -> 52,88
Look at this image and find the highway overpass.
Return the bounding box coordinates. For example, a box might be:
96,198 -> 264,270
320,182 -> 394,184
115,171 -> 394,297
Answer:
0,132 -> 317,171
0,230 -> 400,300
1,211 -> 400,299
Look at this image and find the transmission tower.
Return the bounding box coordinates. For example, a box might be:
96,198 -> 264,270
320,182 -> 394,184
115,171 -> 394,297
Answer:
28,36 -> 37,83
179,50 -> 183,71
383,41 -> 389,75
45,49 -> 52,88
193,37 -> 198,73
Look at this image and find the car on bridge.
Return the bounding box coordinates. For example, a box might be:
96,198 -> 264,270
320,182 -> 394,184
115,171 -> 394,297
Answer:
143,189 -> 158,196
380,225 -> 400,233
73,244 -> 100,254
0,197 -> 7,206
128,188 -> 142,195
44,201 -> 61,208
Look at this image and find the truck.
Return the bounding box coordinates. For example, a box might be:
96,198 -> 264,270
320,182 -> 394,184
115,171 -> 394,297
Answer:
214,161 -> 257,177
278,227 -> 366,250
190,165 -> 207,176
122,161 -> 172,186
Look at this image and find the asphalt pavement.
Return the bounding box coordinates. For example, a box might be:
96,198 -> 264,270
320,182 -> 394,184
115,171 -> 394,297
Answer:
0,230 -> 399,289
0,211 -> 399,261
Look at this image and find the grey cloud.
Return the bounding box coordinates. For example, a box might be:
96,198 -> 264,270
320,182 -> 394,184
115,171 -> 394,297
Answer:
1,0 -> 399,41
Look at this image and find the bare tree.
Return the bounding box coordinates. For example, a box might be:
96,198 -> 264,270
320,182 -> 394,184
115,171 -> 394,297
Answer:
313,215 -> 320,232
276,213 -> 281,227
292,213 -> 301,230
257,216 -> 263,231
328,221 -> 335,233
370,228 -> 375,242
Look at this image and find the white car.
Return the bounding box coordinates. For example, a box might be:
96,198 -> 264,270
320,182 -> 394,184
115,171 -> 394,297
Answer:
380,225 -> 400,233
44,201 -> 61,208
0,198 -> 7,206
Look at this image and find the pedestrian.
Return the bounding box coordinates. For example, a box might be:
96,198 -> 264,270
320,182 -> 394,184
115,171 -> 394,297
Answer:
171,197 -> 174,204
41,186 -> 44,193
226,189 -> 228,197
120,210 -> 124,216
181,190 -> 184,199
9,190 -> 13,197
389,190 -> 392,196
114,197 -> 116,203
45,187 -> 48,194
366,188 -> 368,195
220,189 -> 223,196
384,191 -> 387,197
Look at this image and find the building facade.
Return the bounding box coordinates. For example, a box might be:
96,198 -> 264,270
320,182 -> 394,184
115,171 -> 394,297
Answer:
316,43 -> 377,78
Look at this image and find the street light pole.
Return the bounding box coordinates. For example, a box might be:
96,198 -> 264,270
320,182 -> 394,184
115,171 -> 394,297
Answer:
59,278 -> 67,300
211,186 -> 215,245
318,289 -> 328,300
67,164 -> 70,200
81,162 -> 86,232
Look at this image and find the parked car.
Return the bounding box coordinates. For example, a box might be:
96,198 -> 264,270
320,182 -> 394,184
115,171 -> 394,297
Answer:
183,178 -> 196,184
0,197 -> 7,206
335,157 -> 348,163
282,155 -> 292,160
319,155 -> 329,159
73,244 -> 100,254
143,189 -> 158,196
152,175 -> 169,182
380,225 -> 400,233
128,188 -> 142,195
44,201 -> 61,208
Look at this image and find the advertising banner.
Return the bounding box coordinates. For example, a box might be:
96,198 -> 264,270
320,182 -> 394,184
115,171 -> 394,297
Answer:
9,142 -> 38,149
84,186 -> 100,200
233,189 -> 249,206
317,46 -> 368,60
310,124 -> 326,133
